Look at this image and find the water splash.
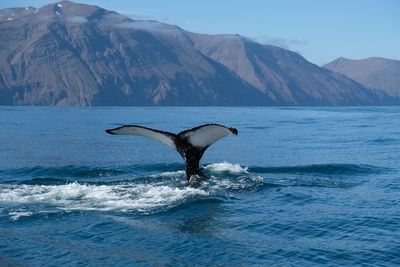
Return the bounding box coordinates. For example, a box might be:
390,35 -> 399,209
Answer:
0,161 -> 384,220
205,162 -> 249,174
0,182 -> 208,216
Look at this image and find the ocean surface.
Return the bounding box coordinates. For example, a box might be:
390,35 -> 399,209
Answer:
0,106 -> 399,266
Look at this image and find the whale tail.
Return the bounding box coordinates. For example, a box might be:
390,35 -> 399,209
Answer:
105,124 -> 238,182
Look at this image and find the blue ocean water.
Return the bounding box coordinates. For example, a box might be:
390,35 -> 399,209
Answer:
0,106 -> 399,266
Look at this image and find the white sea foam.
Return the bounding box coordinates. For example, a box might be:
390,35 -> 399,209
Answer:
9,211 -> 34,221
154,170 -> 185,177
0,182 -> 208,213
0,162 -> 264,219
205,162 -> 249,174
205,175 -> 264,191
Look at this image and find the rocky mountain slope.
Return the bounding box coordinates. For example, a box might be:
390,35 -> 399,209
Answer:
324,57 -> 400,97
0,1 -> 396,105
188,34 -> 394,105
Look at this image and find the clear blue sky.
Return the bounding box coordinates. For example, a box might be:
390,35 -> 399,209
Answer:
1,0 -> 399,65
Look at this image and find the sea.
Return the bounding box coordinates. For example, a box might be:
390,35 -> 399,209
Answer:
0,106 -> 399,266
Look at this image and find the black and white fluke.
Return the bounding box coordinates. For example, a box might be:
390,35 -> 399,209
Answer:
105,124 -> 238,182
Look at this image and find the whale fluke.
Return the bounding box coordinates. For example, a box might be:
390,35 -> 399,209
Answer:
105,124 -> 238,182
105,125 -> 177,150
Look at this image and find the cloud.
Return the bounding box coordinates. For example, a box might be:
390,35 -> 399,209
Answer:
66,16 -> 88,24
114,21 -> 179,35
255,36 -> 308,49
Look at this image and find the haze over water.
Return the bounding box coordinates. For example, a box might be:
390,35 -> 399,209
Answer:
0,106 -> 399,266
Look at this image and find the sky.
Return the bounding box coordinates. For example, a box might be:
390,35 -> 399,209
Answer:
1,0 -> 399,65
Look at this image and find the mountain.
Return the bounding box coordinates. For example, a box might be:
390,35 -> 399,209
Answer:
188,34 -> 394,105
0,2 -> 268,105
0,1 -> 396,106
324,57 -> 400,97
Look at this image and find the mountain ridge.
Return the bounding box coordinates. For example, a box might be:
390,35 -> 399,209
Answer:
0,1 -> 398,106
324,57 -> 400,97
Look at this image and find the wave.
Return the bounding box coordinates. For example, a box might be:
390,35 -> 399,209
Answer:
249,163 -> 386,175
22,177 -> 67,185
0,182 -> 208,215
245,126 -> 270,130
0,163 -> 264,219
9,211 -> 34,221
0,163 -> 184,181
368,137 -> 399,144
0,162 -> 385,183
0,165 -> 127,179
0,180 -> 264,221
0,161 -> 384,220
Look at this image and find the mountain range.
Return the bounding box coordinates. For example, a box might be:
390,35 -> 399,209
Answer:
0,1 -> 398,106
